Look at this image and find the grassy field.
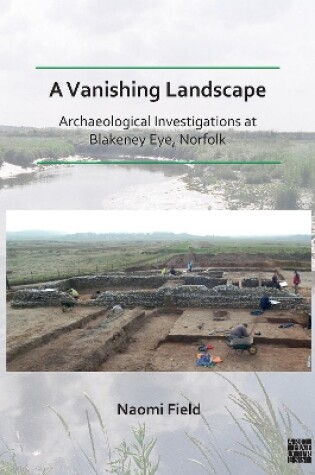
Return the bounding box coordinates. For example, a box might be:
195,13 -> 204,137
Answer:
6,237 -> 311,285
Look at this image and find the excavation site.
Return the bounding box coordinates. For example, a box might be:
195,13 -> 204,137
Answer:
7,265 -> 312,372
6,210 -> 312,372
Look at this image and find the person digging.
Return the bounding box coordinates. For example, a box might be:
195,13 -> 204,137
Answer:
228,323 -> 253,342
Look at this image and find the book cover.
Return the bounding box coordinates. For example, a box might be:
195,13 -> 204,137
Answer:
1,1 -> 314,473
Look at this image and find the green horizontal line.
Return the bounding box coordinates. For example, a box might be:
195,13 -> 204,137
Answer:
38,160 -> 281,165
36,66 -> 280,70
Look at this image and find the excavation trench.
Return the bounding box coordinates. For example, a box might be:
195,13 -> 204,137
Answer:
165,334 -> 311,348
7,307 -> 181,372
6,308 -> 107,363
7,297 -> 311,372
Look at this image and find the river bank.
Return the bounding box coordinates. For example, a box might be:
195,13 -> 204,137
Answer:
0,158 -> 228,210
101,174 -> 227,210
0,162 -> 35,179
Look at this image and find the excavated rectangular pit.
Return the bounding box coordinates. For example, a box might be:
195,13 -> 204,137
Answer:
7,306 -> 148,371
166,308 -> 310,347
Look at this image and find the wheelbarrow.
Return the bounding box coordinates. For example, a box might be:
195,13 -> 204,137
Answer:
226,335 -> 258,355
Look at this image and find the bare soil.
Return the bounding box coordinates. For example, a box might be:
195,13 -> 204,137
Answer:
99,308 -> 311,372
7,304 -> 311,372
99,312 -> 178,372
7,307 -> 146,371
150,341 -> 311,372
6,305 -> 103,359
6,268 -> 311,372
160,253 -> 310,271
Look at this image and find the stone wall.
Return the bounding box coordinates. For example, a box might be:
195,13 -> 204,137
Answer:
261,279 -> 274,287
94,285 -> 306,310
11,289 -> 75,308
13,274 -> 308,311
37,273 -> 226,291
242,278 -> 259,288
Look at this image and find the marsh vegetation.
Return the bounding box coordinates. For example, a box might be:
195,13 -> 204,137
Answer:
1,127 -> 315,211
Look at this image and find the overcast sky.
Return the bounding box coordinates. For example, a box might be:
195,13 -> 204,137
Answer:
1,0 -> 315,130
6,210 -> 311,236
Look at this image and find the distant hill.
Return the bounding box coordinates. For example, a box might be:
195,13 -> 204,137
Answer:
6,230 -> 310,243
6,230 -> 213,242
6,230 -> 64,240
59,232 -> 212,242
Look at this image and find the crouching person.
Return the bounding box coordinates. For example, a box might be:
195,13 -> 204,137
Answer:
259,294 -> 272,311
229,323 -> 250,341
67,288 -> 79,299
228,323 -> 253,347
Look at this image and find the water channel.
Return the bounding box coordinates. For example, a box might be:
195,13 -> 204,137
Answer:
0,165 -> 173,209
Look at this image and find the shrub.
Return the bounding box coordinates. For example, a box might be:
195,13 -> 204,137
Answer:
218,169 -> 236,180
275,186 -> 299,209
245,173 -> 271,184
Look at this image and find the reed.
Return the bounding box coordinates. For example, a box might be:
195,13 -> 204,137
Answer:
49,397 -> 159,475
187,374 -> 314,474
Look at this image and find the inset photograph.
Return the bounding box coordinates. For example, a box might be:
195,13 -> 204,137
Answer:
6,210 -> 312,372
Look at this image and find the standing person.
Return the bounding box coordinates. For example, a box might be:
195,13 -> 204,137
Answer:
169,266 -> 176,275
187,261 -> 193,272
271,271 -> 281,290
293,270 -> 301,294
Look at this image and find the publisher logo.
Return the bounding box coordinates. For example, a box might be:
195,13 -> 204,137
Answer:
288,439 -> 312,463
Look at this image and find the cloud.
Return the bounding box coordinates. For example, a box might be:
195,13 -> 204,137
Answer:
0,0 -> 314,128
